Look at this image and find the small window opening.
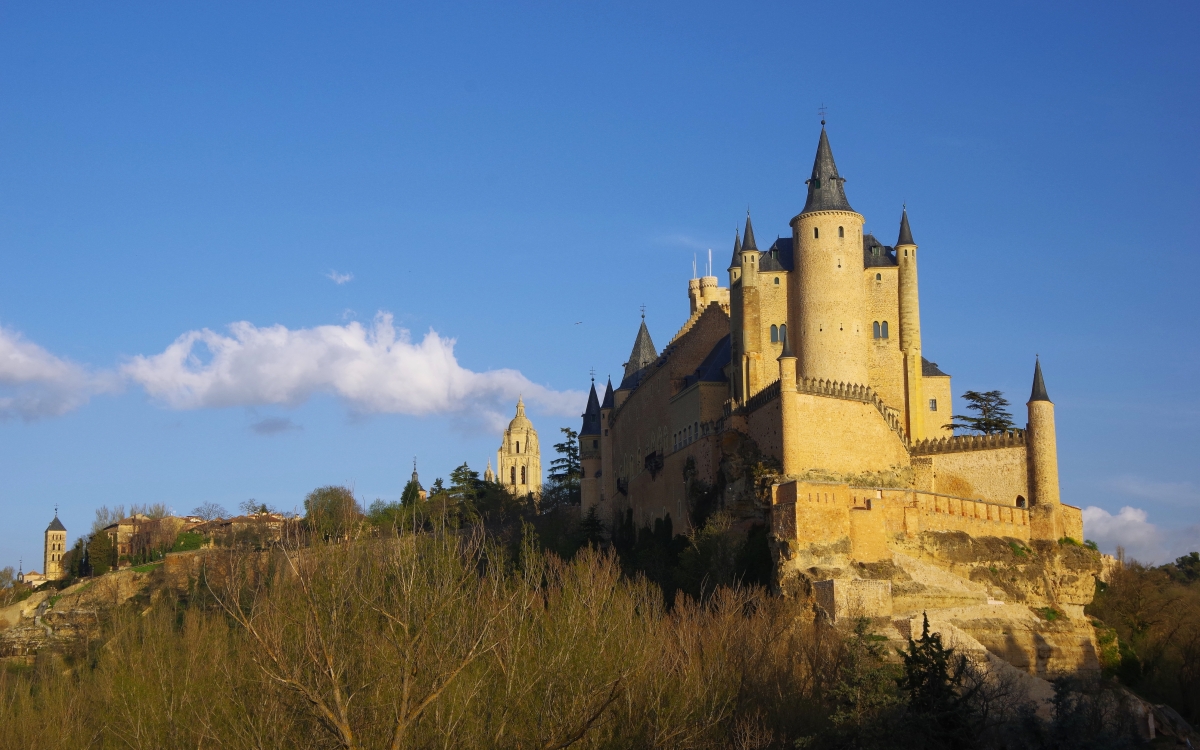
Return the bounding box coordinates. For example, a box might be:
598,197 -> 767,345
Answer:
876,273 -> 882,280
779,324 -> 787,343
510,466 -> 516,484
592,439 -> 598,448
838,226 -> 844,237
521,466 -> 526,484
516,441 -> 520,453
774,277 -> 779,285
904,248 -> 908,256
814,227 -> 819,239
837,259 -> 841,268
770,324 -> 778,343
881,321 -> 889,338
1016,496 -> 1026,508
872,321 -> 880,339
929,398 -> 938,412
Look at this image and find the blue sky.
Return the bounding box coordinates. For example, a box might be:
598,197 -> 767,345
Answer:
0,1 -> 1196,568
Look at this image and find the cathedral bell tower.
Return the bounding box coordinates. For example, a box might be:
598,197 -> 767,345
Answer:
497,398 -> 542,496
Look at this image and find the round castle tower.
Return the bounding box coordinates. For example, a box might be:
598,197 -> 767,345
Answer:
896,208 -> 925,440
1026,358 -> 1063,539
790,124 -> 868,386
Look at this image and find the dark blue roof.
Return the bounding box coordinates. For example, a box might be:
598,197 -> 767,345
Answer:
600,378 -> 614,409
760,237 -> 794,272
682,335 -> 731,389
864,234 -> 897,269
922,357 -> 949,377
581,382 -> 602,436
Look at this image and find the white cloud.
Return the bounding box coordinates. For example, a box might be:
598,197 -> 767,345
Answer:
1083,505 -> 1200,565
0,326 -> 114,420
325,270 -> 353,285
123,313 -> 583,429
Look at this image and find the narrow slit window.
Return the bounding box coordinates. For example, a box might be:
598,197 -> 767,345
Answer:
881,321 -> 889,338
516,441 -> 520,453
779,324 -> 787,343
770,324 -> 778,343
838,226 -> 844,237
814,227 -> 819,239
521,466 -> 526,484
510,466 -> 516,484
873,321 -> 880,339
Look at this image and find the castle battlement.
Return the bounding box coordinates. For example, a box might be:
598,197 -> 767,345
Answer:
912,430 -> 1026,456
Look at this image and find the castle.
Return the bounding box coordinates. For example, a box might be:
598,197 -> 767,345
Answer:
578,124 -> 1082,557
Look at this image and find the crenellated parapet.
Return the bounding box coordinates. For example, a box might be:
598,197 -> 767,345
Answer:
911,430 -> 1026,456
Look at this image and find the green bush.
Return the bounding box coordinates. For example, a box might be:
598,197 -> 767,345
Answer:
172,532 -> 204,553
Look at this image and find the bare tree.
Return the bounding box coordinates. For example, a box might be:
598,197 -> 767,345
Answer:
192,501 -> 228,521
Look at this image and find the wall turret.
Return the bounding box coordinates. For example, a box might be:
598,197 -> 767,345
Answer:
580,381 -> 602,515
733,213 -> 766,402
727,230 -> 742,285
598,377 -> 615,519
777,330 -> 799,476
896,208 -> 925,440
791,124 -> 868,386
1026,358 -> 1063,540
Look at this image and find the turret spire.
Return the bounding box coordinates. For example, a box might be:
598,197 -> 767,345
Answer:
622,318 -> 658,381
581,381 -> 602,436
777,327 -> 794,360
727,229 -> 742,270
601,377 -> 615,409
897,206 -> 915,246
801,125 -> 854,214
742,212 -> 758,251
1029,357 -> 1051,402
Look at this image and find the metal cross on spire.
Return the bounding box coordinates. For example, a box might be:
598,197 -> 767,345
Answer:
818,103 -> 827,125
640,304 -> 646,320
589,366 -> 596,383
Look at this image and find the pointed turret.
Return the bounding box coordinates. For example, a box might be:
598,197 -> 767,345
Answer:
801,125 -> 854,214
622,319 -> 658,382
727,230 -> 742,271
484,459 -> 495,483
777,326 -> 794,360
897,208 -> 915,246
1029,358 -> 1050,402
742,213 -> 758,251
581,381 -> 602,437
601,377 -> 614,409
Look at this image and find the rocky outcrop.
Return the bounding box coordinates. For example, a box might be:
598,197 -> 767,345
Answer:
774,529 -> 1105,679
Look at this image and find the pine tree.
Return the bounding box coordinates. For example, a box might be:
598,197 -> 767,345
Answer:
896,613 -> 979,746
544,428 -> 581,509
945,390 -> 1015,435
400,479 -> 423,506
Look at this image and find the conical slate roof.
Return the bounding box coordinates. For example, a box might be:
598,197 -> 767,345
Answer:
777,326 -> 794,360
897,208 -> 915,246
742,214 -> 758,251
622,319 -> 658,382
46,516 -> 65,532
727,230 -> 742,271
801,126 -> 854,214
601,378 -> 614,409
1029,358 -> 1051,402
581,382 -> 602,436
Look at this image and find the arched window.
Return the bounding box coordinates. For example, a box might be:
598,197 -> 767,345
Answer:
510,466 -> 516,484
873,321 -> 881,339
521,466 -> 527,484
838,226 -> 844,237
774,277 -> 779,285
881,321 -> 889,338
1016,496 -> 1026,508
876,273 -> 881,280
814,227 -> 819,239
770,324 -> 778,343
779,324 -> 787,343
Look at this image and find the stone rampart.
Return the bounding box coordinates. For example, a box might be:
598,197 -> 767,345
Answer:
813,578 -> 893,622
912,430 -> 1025,456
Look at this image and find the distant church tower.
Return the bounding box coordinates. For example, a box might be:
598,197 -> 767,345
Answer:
44,510 -> 66,581
497,398 -> 542,495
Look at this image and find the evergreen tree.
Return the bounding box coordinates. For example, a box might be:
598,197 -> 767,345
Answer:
896,613 -> 979,747
87,530 -> 115,576
543,428 -> 581,510
400,478 -> 423,506
945,390 -> 1015,435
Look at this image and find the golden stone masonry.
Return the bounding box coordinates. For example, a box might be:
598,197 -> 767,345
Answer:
577,125 -> 1098,679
